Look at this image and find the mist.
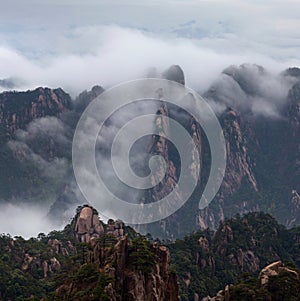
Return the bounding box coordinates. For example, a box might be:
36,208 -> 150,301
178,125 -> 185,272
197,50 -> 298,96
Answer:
1,13 -> 300,237
0,203 -> 61,239
0,25 -> 299,97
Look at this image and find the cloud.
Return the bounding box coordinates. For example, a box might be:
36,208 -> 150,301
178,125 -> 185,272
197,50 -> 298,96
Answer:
4,116 -> 72,212
0,25 -> 299,98
71,99 -> 159,221
1,0 -> 300,235
0,203 -> 59,239
204,63 -> 296,118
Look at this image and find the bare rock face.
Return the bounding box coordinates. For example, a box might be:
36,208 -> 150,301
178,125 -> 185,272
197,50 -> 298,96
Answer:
74,85 -> 104,112
142,66 -> 260,235
197,108 -> 259,230
58,233 -> 180,301
198,236 -> 210,253
22,254 -> 61,279
73,205 -> 126,243
203,261 -> 299,301
287,190 -> 300,227
288,81 -> 300,128
47,238 -> 76,257
279,81 -> 300,191
197,205 -> 225,231
42,257 -> 61,278
107,219 -> 125,238
116,240 -> 180,301
142,71 -> 202,237
220,109 -> 258,196
202,285 -> 230,301
48,238 -> 62,254
50,257 -> 61,272
73,205 -> 104,243
236,249 -> 259,273
148,103 -> 181,204
22,253 -> 34,271
162,65 -> 185,86
259,261 -> 299,286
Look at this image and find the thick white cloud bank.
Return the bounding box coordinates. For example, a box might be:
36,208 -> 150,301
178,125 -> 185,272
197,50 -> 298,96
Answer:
0,25 -> 299,97
0,204 -> 62,239
0,0 -> 300,238
1,0 -> 300,96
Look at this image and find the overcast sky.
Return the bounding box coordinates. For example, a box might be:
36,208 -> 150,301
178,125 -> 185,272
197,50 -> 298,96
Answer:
0,0 -> 300,95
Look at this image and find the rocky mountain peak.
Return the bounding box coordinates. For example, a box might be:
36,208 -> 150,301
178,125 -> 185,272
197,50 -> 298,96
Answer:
57,205 -> 180,300
283,67 -> 300,79
0,86 -> 71,134
73,205 -> 104,243
72,205 -> 126,243
74,84 -> 104,112
162,65 -> 185,85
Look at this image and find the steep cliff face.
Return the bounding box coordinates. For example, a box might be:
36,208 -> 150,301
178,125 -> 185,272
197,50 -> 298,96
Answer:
194,65 -> 300,231
287,190 -> 300,227
140,66 -> 202,238
196,108 -> 259,231
74,85 -> 104,112
219,109 -> 258,196
144,65 -> 261,236
0,205 -> 180,300
72,205 -> 105,242
162,65 -> 185,86
281,81 -> 300,189
0,87 -> 72,202
148,65 -> 200,205
259,261 -> 299,286
80,237 -> 180,301
72,205 -> 126,243
1,64 -> 300,240
55,205 -> 180,301
147,103 -> 180,203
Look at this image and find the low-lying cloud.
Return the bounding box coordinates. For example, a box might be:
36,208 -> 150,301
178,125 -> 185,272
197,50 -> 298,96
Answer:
0,203 -> 60,239
0,25 -> 299,97
205,63 -> 298,118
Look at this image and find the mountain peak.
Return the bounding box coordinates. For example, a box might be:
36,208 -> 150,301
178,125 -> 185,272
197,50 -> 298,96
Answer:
162,65 -> 185,85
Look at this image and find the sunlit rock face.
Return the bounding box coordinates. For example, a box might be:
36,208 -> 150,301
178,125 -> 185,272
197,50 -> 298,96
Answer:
73,205 -> 127,243
73,205 -> 104,243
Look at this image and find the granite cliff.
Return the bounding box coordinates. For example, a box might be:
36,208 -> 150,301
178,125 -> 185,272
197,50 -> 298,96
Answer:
0,208 -> 300,300
56,205 -> 180,301
0,64 -> 299,239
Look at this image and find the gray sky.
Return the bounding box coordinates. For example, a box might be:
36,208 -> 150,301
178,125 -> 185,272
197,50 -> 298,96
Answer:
0,0 -> 300,94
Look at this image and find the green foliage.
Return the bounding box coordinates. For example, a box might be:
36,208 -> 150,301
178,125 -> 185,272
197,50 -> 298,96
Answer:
0,225 -> 81,300
267,270 -> 300,301
1,212 -> 300,300
128,236 -> 155,274
169,212 -> 300,300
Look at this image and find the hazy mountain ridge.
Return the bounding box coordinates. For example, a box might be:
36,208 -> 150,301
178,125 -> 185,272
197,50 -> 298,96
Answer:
197,64 -> 300,232
0,64 -> 299,238
140,64 -> 300,238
